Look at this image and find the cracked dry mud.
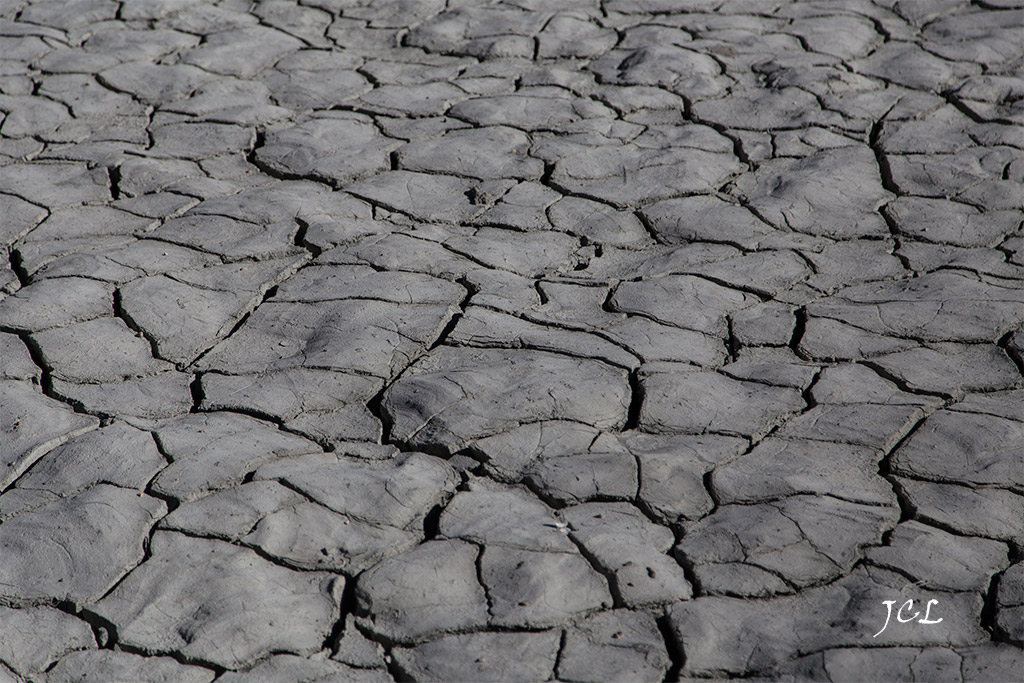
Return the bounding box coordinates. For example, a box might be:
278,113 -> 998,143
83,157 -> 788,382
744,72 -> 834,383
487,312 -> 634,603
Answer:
0,0 -> 1021,681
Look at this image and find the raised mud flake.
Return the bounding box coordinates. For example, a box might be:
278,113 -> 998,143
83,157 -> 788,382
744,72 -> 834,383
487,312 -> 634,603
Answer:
546,195 -> 650,247
15,236 -> 137,283
111,156 -> 204,200
49,371 -> 194,422
677,495 -> 898,595
357,81 -> 469,118
146,214 -> 300,261
897,478 -> 1023,544
482,544 -> 613,628
92,531 -> 343,670
713,438 -> 895,506
639,366 -> 804,439
18,0 -> 118,30
727,146 -> 892,239
809,363 -> 935,408
995,562 -> 1024,643
159,479 -> 303,542
393,630 -> 560,683
950,389 -> 1024,422
255,112 -> 400,186
0,484 -> 165,607
550,141 -> 743,209
195,299 -> 458,379
199,367 -> 381,422
668,566 -> 987,677
901,243 -> 1024,282
342,0 -> 446,28
803,239 -> 907,294
355,539 -> 490,645
535,13 -> 616,59
251,0 -> 332,43
179,25 -> 303,79
217,654 -> 390,683
331,613 -> 388,670
449,306 -> 640,371
184,178 -> 369,226
343,233 -> 481,280
589,43 -> 723,92
346,170 -> 482,224
1,108 -> 55,152
118,256 -> 306,365
243,500 -> 420,574
776,402 -> 926,452
807,270 -> 1024,342
98,61 -> 218,106
448,91 -> 609,131
0,264 -> 17,296
472,181 -> 560,232
592,315 -> 727,368
221,398 -> 379,448
876,105 -> 979,156
0,606 -> 94,679
891,409 -> 1024,487
685,250 -> 814,299
885,196 -> 1023,248
559,609 -> 671,683
261,50 -> 370,111
470,420 -> 610,482
0,162 -> 109,208
0,333 -> 40,381
13,422 -> 163,500
44,650 -> 215,683
26,40 -> 119,77
444,227 -> 583,278
148,120 -> 255,160
438,484 -> 577,553
0,193 -> 47,247
273,264 -> 465,305
719,347 -> 819,390
157,76 -> 290,127
866,521 -> 1010,593
404,5 -> 545,56
850,41 -> 981,92
694,85 -> 844,131
798,316 -> 918,361
591,82 -> 692,124
784,13 -> 880,60
21,205 -> 157,246
868,344 -> 1021,397
564,502 -> 692,608
609,273 -> 757,337
117,276 -> 262,365
0,380 -> 98,490
253,451 -> 458,531
771,123 -> 865,158
376,113 -> 473,143
889,153 -> 1019,209
773,646 -> 964,682
622,432 -> 747,524
382,347 -> 631,454
396,125 -> 544,181
150,411 -> 320,502
954,74 -> 1024,125
640,195 -> 779,250
524,450 -> 638,506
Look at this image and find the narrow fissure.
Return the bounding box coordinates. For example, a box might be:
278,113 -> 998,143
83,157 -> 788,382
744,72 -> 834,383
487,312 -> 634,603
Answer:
622,368 -> 644,432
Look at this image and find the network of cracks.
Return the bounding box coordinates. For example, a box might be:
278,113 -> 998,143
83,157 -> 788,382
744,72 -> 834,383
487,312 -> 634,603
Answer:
0,0 -> 1022,681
